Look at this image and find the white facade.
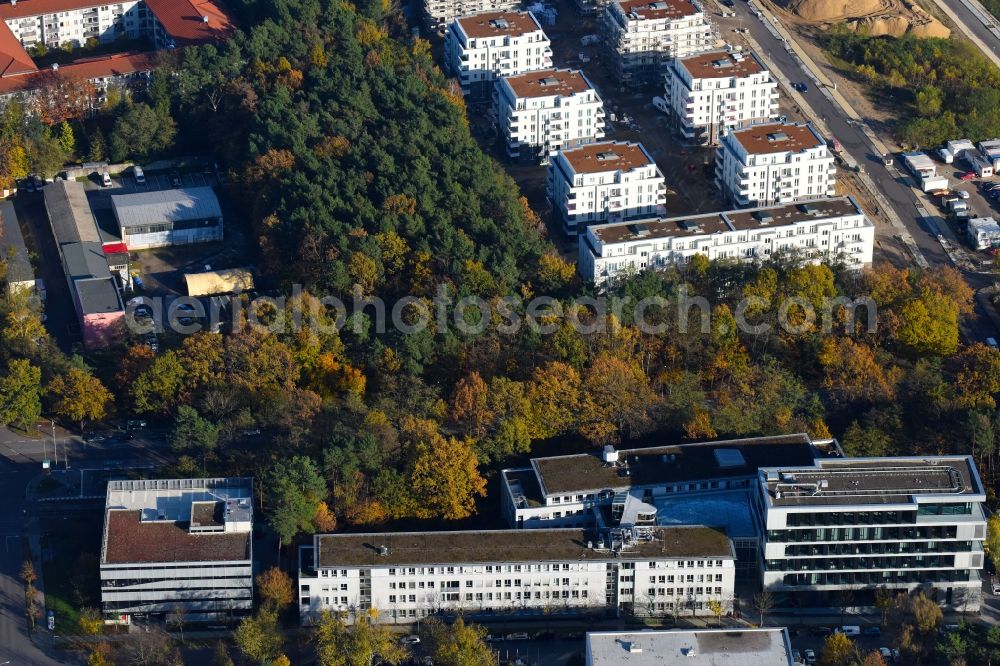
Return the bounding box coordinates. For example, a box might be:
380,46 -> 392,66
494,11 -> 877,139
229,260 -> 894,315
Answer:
298,527 -> 736,625
99,478 -> 254,622
968,217 -> 1000,250
586,628 -> 795,666
754,456 -> 987,611
3,0 -> 145,49
548,141 -> 665,234
716,122 -> 836,207
444,11 -> 552,101
497,69 -> 606,161
579,196 -> 874,286
667,49 -> 777,145
603,0 -> 715,88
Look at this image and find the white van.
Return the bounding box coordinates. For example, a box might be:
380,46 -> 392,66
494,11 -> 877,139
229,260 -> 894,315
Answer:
937,147 -> 954,164
133,165 -> 146,185
651,96 -> 669,114
838,626 -> 861,637
101,172 -> 112,187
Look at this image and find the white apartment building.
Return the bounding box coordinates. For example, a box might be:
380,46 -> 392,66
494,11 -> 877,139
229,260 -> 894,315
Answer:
579,196 -> 874,286
603,0 -> 715,88
444,11 -> 552,102
715,122 -> 836,207
422,0 -> 519,31
667,48 -> 778,145
1,0 -> 145,50
754,456 -> 987,611
298,526 -> 736,624
99,478 -> 254,623
496,68 -> 605,162
548,141 -> 665,234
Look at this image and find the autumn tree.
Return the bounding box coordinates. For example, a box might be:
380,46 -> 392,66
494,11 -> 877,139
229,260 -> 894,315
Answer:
407,432 -> 486,520
579,352 -> 654,444
817,338 -> 897,404
449,371 -> 492,438
424,617 -> 494,666
911,592 -> 943,634
234,608 -> 283,665
256,567 -> 294,611
526,361 -> 582,439
819,632 -> 856,666
313,612 -> 409,666
48,365 -> 112,431
78,606 -> 103,635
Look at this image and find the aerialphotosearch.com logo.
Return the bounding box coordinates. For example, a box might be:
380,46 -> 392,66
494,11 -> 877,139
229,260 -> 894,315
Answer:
124,285 -> 878,338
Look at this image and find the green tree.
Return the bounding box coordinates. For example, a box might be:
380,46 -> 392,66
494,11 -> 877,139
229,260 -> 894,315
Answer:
86,129 -> 106,162
170,405 -> 219,470
313,612 -> 408,666
57,121 -> 75,156
0,359 -> 42,429
233,608 -> 283,665
131,351 -> 186,415
109,103 -> 176,161
264,456 -> 327,551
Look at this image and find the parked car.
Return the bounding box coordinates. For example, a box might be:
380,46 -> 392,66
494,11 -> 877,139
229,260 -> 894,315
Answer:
809,626 -> 832,636
102,172 -> 112,187
957,190 -> 971,199
880,647 -> 893,661
803,649 -> 817,664
133,165 -> 146,185
400,635 -> 420,645
991,576 -> 1000,592
170,170 -> 181,188
862,626 -> 881,636
960,171 -> 978,181
793,82 -> 809,92
506,632 -> 530,641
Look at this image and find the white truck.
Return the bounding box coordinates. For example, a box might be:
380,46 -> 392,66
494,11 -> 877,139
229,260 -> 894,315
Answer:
921,175 -> 949,192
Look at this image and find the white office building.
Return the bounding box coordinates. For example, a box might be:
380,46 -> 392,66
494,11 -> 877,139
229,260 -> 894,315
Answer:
579,196 -> 874,286
603,0 -> 715,88
496,68 -> 606,162
444,11 -> 552,101
754,456 -> 987,611
667,48 -> 778,145
586,628 -> 795,665
548,141 -> 665,234
715,122 -> 836,207
99,478 -> 254,623
298,526 -> 735,624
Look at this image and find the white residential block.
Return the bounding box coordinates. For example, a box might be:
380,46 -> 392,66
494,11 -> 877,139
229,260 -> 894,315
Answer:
444,11 -> 552,101
548,141 -> 665,234
715,122 -> 835,207
298,527 -> 736,624
2,0 -> 144,49
496,68 -> 605,162
603,0 -> 715,87
422,0 -> 519,31
578,196 -> 874,286
667,48 -> 778,145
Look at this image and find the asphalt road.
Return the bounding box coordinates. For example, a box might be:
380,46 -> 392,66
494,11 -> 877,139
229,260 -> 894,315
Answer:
934,0 -> 1000,62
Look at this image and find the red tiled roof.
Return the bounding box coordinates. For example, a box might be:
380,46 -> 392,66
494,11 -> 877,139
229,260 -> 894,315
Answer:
145,0 -> 234,45
0,51 -> 155,93
0,26 -> 36,78
103,510 -> 250,564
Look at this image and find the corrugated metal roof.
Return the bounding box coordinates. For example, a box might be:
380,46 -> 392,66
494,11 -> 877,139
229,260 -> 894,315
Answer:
0,200 -> 33,286
184,268 -> 254,297
111,187 -> 222,228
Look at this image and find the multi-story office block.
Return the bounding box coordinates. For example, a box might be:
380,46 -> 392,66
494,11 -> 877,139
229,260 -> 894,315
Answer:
100,478 -> 254,623
586,628 -> 795,665
579,196 -> 874,286
754,456 -> 987,610
715,122 -> 836,207
444,11 -> 551,102
547,141 -> 665,234
422,0 -> 519,32
496,68 -> 606,162
667,48 -> 777,145
298,526 -> 735,624
603,0 -> 714,88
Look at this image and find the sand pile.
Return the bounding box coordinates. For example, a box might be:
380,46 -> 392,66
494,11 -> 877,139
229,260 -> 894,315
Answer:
781,0 -> 951,38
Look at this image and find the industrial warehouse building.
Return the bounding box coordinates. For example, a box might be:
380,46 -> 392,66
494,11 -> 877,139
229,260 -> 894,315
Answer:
100,478 -> 254,623
586,628 -> 795,665
111,187 -> 224,250
43,180 -> 124,348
